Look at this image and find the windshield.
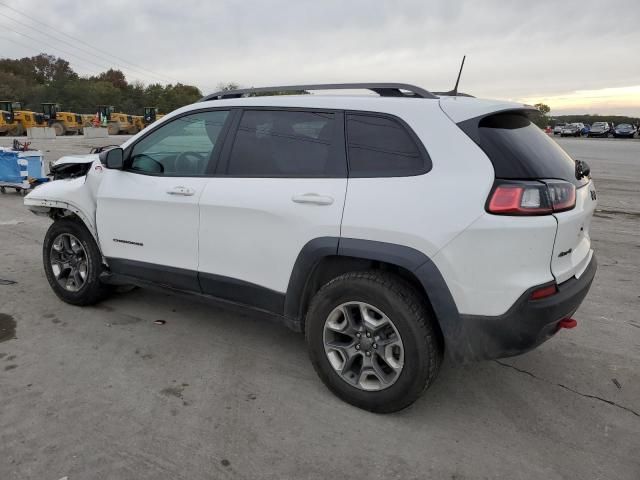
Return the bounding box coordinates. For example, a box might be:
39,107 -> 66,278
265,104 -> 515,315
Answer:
592,122 -> 606,128
617,124 -> 631,129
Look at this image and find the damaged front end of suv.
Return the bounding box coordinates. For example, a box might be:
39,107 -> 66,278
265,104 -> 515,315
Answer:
24,154 -> 105,240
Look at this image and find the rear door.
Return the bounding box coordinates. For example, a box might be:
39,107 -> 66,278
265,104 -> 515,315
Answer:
96,109 -> 230,290
197,108 -> 347,312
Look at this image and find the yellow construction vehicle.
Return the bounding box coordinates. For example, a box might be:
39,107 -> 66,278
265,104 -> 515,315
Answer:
143,106 -> 164,127
0,100 -> 18,135
80,114 -> 98,129
97,105 -> 139,135
12,102 -> 45,133
41,103 -> 83,136
0,101 -> 44,135
131,115 -> 145,132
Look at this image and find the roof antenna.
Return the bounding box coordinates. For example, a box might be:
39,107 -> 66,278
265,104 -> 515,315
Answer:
450,55 -> 466,96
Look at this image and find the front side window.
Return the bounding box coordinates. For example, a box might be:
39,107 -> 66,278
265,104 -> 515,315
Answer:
226,110 -> 342,177
346,114 -> 428,177
128,110 -> 229,176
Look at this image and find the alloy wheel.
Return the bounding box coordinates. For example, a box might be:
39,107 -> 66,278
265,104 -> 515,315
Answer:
323,302 -> 404,391
50,233 -> 88,292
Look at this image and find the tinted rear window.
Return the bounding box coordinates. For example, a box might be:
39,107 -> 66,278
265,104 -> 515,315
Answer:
460,112 -> 586,186
346,114 -> 430,177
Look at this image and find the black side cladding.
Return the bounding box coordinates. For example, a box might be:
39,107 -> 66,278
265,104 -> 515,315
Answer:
457,110 -> 588,187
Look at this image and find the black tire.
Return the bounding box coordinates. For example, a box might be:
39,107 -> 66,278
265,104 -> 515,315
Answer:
43,218 -> 110,305
52,122 -> 65,136
305,271 -> 442,413
10,123 -> 24,136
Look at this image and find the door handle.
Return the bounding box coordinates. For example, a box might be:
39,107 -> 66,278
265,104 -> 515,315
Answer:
167,186 -> 196,196
291,193 -> 334,205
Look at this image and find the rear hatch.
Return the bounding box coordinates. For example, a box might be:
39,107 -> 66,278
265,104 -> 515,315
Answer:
453,108 -> 595,284
551,181 -> 596,282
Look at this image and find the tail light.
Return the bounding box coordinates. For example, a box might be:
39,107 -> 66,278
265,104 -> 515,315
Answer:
487,180 -> 575,215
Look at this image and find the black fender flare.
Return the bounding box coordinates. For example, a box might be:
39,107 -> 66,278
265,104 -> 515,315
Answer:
285,237 -> 465,360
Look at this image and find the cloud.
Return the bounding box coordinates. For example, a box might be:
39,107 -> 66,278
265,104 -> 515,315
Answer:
522,85 -> 640,116
2,0 -> 639,113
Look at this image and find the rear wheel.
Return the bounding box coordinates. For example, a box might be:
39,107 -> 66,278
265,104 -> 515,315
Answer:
43,218 -> 110,305
306,271 -> 442,413
52,122 -> 65,136
9,123 -> 24,136
107,123 -> 120,135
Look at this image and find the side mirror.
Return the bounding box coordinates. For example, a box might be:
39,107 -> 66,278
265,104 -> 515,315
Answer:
100,147 -> 124,169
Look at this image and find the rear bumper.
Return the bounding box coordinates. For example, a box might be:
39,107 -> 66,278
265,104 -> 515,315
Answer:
447,255 -> 597,362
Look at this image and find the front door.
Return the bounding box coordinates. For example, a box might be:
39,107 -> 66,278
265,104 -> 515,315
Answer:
96,109 -> 231,290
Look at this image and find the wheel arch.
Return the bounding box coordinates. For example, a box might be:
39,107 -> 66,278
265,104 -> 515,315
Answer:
27,201 -> 98,243
285,237 -> 461,356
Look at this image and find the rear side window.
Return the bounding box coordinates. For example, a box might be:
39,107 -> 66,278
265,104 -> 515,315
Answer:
346,114 -> 429,177
459,112 -> 586,187
226,110 -> 344,177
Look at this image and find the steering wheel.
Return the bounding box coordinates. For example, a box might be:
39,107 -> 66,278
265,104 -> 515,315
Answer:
130,153 -> 164,174
175,151 -> 205,174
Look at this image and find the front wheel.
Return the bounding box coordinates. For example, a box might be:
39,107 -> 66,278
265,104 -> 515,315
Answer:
305,271 -> 442,413
43,218 -> 110,305
52,122 -> 65,136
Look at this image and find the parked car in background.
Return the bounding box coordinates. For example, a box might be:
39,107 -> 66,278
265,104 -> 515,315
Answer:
613,123 -> 637,138
581,123 -> 591,135
561,123 -> 583,137
553,122 -> 567,135
588,122 -> 610,137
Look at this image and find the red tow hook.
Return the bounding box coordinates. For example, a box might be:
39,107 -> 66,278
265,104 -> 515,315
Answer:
558,318 -> 578,329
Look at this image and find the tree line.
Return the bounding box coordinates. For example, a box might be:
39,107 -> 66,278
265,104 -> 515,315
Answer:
0,53 -> 204,115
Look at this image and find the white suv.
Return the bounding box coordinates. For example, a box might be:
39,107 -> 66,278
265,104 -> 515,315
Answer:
25,83 -> 598,412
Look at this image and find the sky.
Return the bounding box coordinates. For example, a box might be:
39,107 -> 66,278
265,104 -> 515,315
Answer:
1,0 -> 639,116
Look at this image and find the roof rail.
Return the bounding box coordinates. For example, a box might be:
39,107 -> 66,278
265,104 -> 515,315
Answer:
200,83 -> 438,101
